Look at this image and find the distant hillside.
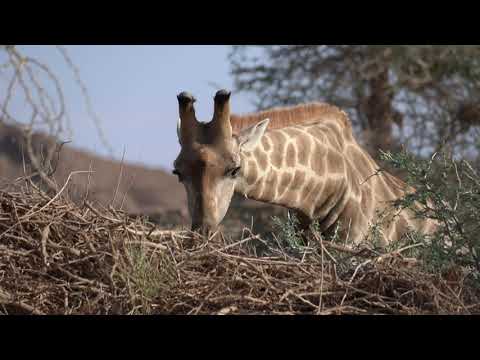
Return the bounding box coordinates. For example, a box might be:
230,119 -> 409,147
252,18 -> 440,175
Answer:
0,122 -> 188,223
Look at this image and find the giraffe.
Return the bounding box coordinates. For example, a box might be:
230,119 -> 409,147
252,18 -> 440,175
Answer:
173,89 -> 437,246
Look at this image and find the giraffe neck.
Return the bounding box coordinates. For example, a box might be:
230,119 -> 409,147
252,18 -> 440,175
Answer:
234,118 -> 435,245
234,124 -> 348,223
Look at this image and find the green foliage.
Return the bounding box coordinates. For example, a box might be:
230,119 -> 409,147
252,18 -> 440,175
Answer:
381,150 -> 480,280
272,212 -> 306,253
270,149 -> 480,287
126,245 -> 177,313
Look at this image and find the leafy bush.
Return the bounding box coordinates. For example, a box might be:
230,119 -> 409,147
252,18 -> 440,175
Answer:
270,149 -> 480,288
272,212 -> 307,254
380,150 -> 480,282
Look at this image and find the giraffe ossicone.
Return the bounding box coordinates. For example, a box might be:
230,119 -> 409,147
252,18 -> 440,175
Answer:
173,89 -> 437,245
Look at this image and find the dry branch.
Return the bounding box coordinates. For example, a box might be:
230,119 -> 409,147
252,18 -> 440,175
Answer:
0,179 -> 479,315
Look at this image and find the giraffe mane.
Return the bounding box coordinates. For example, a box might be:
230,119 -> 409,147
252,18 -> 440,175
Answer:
230,102 -> 352,135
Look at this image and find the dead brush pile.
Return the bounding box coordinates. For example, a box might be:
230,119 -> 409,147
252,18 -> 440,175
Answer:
0,181 -> 479,315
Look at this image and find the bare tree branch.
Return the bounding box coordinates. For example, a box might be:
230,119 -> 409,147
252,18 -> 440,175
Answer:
0,45 -> 112,194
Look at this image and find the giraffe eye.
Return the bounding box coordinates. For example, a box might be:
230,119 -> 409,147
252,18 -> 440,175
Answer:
172,169 -> 184,182
225,166 -> 241,178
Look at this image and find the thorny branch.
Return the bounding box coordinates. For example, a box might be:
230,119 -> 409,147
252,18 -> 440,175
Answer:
0,45 -> 112,193
0,178 -> 478,315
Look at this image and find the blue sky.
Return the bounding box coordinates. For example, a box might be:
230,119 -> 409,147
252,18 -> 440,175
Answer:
14,45 -> 255,170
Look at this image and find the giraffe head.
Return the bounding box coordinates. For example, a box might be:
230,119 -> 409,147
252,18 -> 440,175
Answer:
173,89 -> 269,234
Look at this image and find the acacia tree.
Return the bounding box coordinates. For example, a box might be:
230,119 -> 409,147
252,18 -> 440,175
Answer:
229,45 -> 480,160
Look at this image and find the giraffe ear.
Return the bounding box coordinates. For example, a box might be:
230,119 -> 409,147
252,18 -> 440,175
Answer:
237,118 -> 270,152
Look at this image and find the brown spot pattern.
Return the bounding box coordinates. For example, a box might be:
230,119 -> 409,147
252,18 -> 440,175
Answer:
262,170 -> 279,200
324,122 -> 345,149
345,165 -> 360,198
314,178 -> 338,217
227,102 -> 430,245
286,143 -> 296,167
319,125 -> 342,150
305,181 -> 324,215
308,125 -> 327,144
290,170 -> 306,192
277,172 -> 293,198
311,143 -> 327,175
296,134 -> 312,166
248,179 -> 264,200
301,177 -> 317,199
284,127 -> 304,138
254,147 -> 268,170
261,136 -> 271,152
360,187 -> 374,218
267,131 -> 287,148
326,150 -> 344,173
270,139 -> 285,169
349,147 -> 376,182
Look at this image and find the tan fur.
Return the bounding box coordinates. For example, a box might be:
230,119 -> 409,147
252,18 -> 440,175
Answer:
231,102 -> 352,134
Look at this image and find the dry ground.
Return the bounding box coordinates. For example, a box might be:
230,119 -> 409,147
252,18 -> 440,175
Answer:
1,178 -> 478,315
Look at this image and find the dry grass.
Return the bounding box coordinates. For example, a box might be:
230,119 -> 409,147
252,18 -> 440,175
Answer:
1,179 -> 479,315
